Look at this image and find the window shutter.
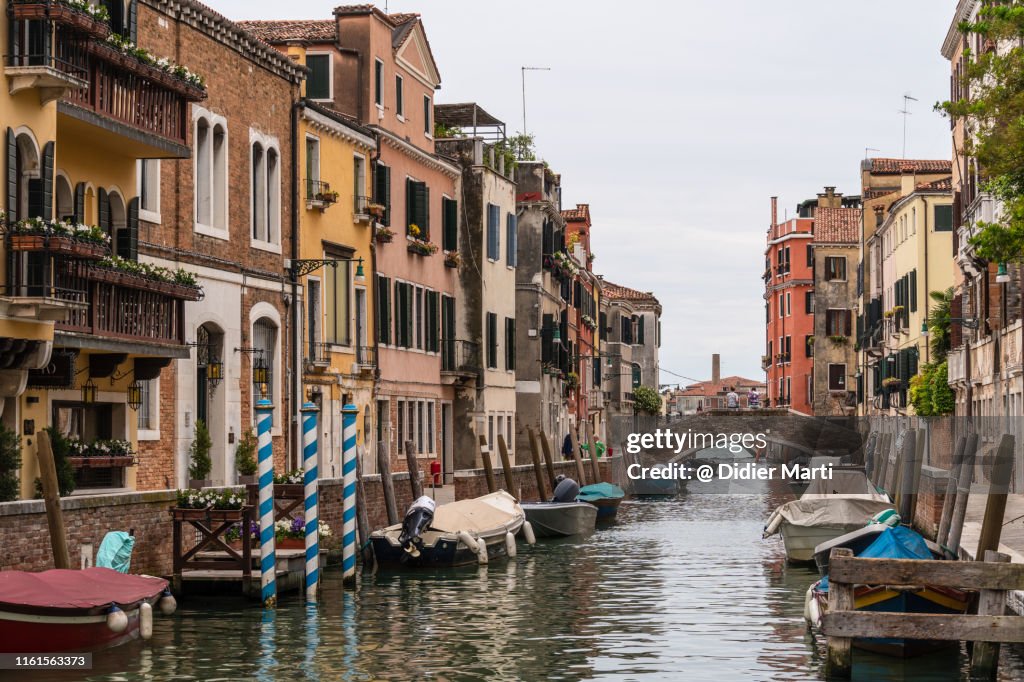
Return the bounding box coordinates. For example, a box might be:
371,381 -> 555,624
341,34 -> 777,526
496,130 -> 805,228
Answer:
506,318 -> 515,371
120,197 -> 139,260
405,178 -> 413,233
40,141 -> 54,221
638,315 -> 645,345
909,269 -> 917,312
382,165 -> 391,226
98,188 -> 109,232
423,185 -> 430,237
129,0 -> 138,43
406,283 -> 414,347
507,214 -> 517,267
542,220 -> 553,258
442,197 -> 457,251
844,310 -> 852,337
74,182 -> 85,223
541,313 -> 553,364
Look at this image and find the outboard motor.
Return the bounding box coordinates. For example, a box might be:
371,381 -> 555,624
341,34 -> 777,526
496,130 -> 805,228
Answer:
398,496 -> 436,557
551,477 -> 580,503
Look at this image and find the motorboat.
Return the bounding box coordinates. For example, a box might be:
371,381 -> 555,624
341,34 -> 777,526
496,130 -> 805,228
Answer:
0,567 -> 175,653
521,477 -> 598,537
629,463 -> 681,496
804,526 -> 970,657
577,482 -> 625,520
370,491 -> 530,567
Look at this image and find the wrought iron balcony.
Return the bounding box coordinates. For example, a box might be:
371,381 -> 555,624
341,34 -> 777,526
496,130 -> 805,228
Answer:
305,341 -> 330,369
441,339 -> 479,380
356,345 -> 376,370
306,180 -> 338,211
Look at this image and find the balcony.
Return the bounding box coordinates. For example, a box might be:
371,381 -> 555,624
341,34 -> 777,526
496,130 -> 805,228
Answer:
305,341 -> 330,370
353,195 -> 372,223
948,347 -> 966,385
306,180 -> 338,211
441,339 -> 479,383
5,5 -> 93,103
588,389 -> 604,411
356,345 -> 376,371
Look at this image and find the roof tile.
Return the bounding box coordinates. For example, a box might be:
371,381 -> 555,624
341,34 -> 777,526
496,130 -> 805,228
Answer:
867,158 -> 952,175
237,19 -> 336,43
813,207 -> 860,243
602,280 -> 660,305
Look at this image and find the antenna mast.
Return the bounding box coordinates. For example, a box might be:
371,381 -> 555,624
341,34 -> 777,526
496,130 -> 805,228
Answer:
521,66 -> 551,135
899,94 -> 918,159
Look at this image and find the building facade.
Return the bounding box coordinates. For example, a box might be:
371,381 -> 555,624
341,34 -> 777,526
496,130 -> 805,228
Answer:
562,205 -> 603,440
601,280 -> 661,425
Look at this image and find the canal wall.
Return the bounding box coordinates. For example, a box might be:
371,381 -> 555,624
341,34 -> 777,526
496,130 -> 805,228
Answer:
0,456 -> 626,575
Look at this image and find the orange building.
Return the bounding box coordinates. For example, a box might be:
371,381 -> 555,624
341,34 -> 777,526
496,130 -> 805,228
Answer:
562,205 -> 602,436
763,197 -> 815,413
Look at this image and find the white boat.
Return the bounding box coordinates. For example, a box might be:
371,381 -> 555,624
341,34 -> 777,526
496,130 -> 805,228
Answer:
764,468 -> 892,563
521,501 -> 597,537
370,491 -> 530,567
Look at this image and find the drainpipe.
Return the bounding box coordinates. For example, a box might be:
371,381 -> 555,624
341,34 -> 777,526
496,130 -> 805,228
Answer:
290,97 -> 302,470
923,198 -> 929,366
369,131 -> 382,473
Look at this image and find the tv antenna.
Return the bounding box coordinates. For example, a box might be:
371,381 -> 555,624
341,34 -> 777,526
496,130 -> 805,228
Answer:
899,94 -> 918,159
864,147 -> 880,160
521,66 -> 551,136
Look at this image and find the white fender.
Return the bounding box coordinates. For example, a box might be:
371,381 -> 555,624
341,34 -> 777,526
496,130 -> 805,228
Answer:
763,509 -> 783,538
106,606 -> 128,634
505,531 -> 517,558
457,531 -> 478,553
139,602 -> 153,640
158,593 -> 177,616
476,538 -> 488,564
521,521 -> 536,545
803,584 -> 821,630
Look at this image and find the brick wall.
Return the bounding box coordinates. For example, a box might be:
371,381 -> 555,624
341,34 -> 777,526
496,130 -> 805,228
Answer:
137,364 -> 178,491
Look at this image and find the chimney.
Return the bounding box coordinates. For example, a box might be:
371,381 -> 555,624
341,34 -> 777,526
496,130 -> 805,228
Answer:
817,186 -> 841,209
712,354 -> 721,385
770,196 -> 778,229
900,169 -> 916,197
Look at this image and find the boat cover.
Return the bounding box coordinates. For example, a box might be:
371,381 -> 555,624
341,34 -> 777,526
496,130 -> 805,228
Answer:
764,497 -> 894,536
801,469 -> 889,501
96,531 -> 135,574
577,482 -> 625,502
0,567 -> 167,613
820,526 -> 932,591
428,490 -> 523,534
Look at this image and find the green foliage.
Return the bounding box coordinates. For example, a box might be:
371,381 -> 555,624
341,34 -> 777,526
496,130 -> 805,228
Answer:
927,287 -> 954,362
0,425 -> 21,502
234,429 -> 258,477
188,420 -> 213,481
36,428 -> 76,497
633,386 -> 662,415
433,122 -> 462,139
493,132 -> 536,172
938,3 -> 1024,263
909,361 -> 956,417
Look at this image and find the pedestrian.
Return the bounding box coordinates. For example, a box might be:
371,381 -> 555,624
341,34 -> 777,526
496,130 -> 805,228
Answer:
748,388 -> 760,409
562,432 -> 574,459
726,386 -> 739,410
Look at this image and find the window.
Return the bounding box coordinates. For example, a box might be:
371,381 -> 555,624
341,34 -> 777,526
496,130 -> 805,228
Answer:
425,291 -> 439,353
415,286 -> 424,350
805,334 -> 814,358
397,401 -> 405,453
395,75 -> 404,118
807,244 -> 814,266
376,275 -> 391,345
374,162 -> 391,226
505,317 -> 515,371
486,203 -> 500,260
353,154 -> 367,213
394,281 -> 413,348
308,278 -> 322,351
828,364 -> 847,391
638,315 -> 645,345
442,197 -> 457,251
405,178 -> 429,237
423,95 -> 431,135
487,312 -> 498,369
825,256 -> 847,281
786,293 -> 791,316
253,317 -> 278,423
193,111 -> 228,236
805,291 -> 814,314
305,136 -> 320,199
826,309 -> 852,336
506,213 -> 518,267
305,53 -> 331,101
778,294 -> 784,319
250,133 -> 281,247
138,160 -> 160,223
325,256 -> 351,346
137,379 -> 154,431
374,59 -> 383,107
935,204 -> 953,232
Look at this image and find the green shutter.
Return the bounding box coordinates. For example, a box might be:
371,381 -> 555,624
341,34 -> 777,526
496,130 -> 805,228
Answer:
128,0 -> 138,43
7,129 -> 18,220
909,269 -> 918,312
98,188 -> 109,233
122,197 -> 139,260
74,182 -> 85,223
405,178 -> 413,234
442,198 -> 457,251
40,141 -> 54,221
422,185 -> 430,238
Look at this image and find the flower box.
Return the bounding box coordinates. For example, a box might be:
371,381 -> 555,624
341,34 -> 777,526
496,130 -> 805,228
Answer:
276,537 -> 305,551
11,2 -> 111,40
275,483 -> 304,498
171,506 -> 213,521
375,231 -> 394,244
407,240 -> 438,257
67,455 -> 134,469
209,508 -> 247,523
443,254 -> 460,268
87,40 -> 206,101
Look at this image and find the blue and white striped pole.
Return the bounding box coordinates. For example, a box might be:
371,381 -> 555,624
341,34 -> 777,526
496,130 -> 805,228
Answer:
301,402 -> 320,602
256,399 -> 277,607
341,404 -> 358,583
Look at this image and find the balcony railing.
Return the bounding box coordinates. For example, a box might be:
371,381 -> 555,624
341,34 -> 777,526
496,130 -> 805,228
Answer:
305,180 -> 338,210
353,195 -> 371,220
356,345 -> 376,369
305,341 -> 330,368
441,339 -> 480,376
588,389 -> 604,411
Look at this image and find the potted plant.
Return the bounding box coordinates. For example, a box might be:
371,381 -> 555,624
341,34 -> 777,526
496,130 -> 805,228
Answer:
444,251 -> 461,268
275,516 -> 331,550
225,520 -> 259,550
828,335 -> 849,345
367,202 -> 386,218
375,226 -> 394,243
173,489 -> 215,521
882,377 -> 903,389
188,419 -> 213,489
235,429 -> 258,485
0,425 -> 21,503
273,469 -> 305,498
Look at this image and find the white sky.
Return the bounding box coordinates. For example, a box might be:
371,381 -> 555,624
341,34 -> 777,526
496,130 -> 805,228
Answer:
205,0 -> 955,386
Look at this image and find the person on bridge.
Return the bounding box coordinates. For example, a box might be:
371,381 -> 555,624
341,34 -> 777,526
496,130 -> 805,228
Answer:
726,387 -> 740,410
748,388 -> 760,409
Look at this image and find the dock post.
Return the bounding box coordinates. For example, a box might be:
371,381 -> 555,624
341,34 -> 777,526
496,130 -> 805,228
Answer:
976,434 -> 1016,561
256,399 -> 277,608
527,427 -> 547,500
538,429 -> 557,485
937,436 -> 967,548
377,441 -> 399,525
497,434 -> 516,498
479,435 -> 497,493
947,433 -> 978,555
36,431 -> 70,570
405,440 -> 424,500
971,550 -> 1011,677
342,404 -> 359,584
354,447 -> 374,568
301,402 -> 320,602
825,547 -> 854,678
568,426 -> 587,486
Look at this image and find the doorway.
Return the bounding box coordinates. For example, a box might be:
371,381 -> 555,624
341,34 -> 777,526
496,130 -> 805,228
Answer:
441,402 -> 453,483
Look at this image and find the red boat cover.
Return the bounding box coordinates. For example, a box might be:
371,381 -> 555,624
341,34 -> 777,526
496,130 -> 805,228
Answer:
0,567 -> 167,613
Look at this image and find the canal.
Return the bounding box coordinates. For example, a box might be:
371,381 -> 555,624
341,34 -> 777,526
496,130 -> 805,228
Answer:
23,474 -> 1024,681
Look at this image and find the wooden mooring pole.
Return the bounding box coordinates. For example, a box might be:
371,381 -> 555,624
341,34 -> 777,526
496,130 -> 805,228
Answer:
825,548 -> 854,678
376,441 -> 399,525
946,432 -> 978,556
404,440 -> 424,500
971,550 -> 1011,677
538,429 -> 557,485
976,434 -> 1016,561
564,427 -> 587,486
354,446 -> 375,567
496,434 -> 516,498
936,436 -> 967,548
584,421 -> 602,484
478,435 -> 497,494
36,431 -> 70,570
527,427 -> 547,500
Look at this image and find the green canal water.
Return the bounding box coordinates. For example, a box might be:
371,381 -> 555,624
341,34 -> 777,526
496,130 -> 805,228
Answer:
18,477 -> 1024,681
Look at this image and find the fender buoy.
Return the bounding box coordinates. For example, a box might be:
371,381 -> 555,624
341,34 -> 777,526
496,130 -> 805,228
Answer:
505,531 -> 517,558
139,602 -> 153,640
106,605 -> 128,634
476,538 -> 488,564
522,521 -> 536,545
158,592 -> 177,616
457,531 -> 478,553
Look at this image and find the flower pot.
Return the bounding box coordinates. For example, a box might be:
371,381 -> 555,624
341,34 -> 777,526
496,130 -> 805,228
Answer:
189,479 -> 211,490
8,234 -> 47,251
209,508 -> 246,523
237,474 -> 257,485
276,537 -> 305,550
375,233 -> 393,244
275,483 -> 304,498
171,506 -> 212,521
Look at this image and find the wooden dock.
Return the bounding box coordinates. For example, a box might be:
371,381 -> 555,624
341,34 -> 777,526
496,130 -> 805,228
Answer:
173,548 -> 308,599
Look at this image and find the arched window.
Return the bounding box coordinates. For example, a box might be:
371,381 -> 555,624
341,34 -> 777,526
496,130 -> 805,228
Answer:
252,316 -> 278,420
55,175 -> 73,222
193,110 -> 228,237
251,142 -> 265,240
250,130 -> 281,247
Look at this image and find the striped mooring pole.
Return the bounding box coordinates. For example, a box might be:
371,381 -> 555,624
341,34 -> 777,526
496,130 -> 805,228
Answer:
342,404 -> 358,583
301,402 -> 320,602
256,399 -> 277,607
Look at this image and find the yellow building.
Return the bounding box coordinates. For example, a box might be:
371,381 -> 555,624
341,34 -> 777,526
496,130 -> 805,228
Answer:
868,176 -> 954,413
2,1 -> 205,497
295,100 -> 377,477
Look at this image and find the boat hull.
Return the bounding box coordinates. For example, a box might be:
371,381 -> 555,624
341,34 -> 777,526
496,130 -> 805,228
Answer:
782,523 -> 868,563
630,477 -> 680,496
371,531 -> 513,568
591,497 -> 621,520
522,502 -> 598,537
0,603 -> 149,653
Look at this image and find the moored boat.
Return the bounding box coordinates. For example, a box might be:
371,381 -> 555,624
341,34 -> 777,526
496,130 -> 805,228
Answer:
0,567 -> 175,653
629,463 -> 681,496
763,496 -> 894,563
804,526 -> 970,657
370,491 -> 528,568
577,482 -> 625,520
522,476 -> 598,537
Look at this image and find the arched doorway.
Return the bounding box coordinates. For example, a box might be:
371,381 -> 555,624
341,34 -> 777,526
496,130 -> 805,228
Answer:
195,322 -> 226,482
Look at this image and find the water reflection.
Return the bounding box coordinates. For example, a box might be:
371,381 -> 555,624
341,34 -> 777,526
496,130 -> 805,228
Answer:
10,491 -> 1024,682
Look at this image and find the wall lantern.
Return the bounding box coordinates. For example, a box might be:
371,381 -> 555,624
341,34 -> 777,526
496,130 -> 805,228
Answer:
253,356 -> 270,398
127,380 -> 143,411
207,360 -> 224,391
81,378 -> 97,404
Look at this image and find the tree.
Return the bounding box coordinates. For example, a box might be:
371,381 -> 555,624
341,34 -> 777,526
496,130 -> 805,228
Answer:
36,428 -> 75,497
939,2 -> 1024,264
0,425 -> 21,502
909,362 -> 956,417
927,287 -> 955,362
633,386 -> 662,415
234,429 -> 257,477
188,419 -> 212,482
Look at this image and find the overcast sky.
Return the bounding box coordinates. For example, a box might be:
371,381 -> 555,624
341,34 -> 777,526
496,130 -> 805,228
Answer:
208,0 -> 955,387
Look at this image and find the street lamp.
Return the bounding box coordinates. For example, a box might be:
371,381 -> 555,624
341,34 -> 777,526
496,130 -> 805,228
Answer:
127,380 -> 143,411
286,257 -> 365,283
